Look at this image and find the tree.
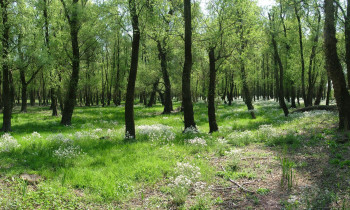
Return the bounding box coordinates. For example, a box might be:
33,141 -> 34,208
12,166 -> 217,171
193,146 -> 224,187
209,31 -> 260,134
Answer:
0,0 -> 12,131
182,0 -> 196,130
294,0 -> 307,107
269,12 -> 289,116
125,0 -> 141,138
60,0 -> 83,125
324,0 -> 350,131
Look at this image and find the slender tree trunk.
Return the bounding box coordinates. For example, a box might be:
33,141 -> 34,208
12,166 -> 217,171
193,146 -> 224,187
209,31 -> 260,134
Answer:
113,37 -> 121,106
182,0 -> 196,130
157,40 -> 173,114
291,83 -> 297,108
208,48 -> 218,133
20,74 -> 27,113
324,0 -> 350,131
294,2 -> 307,106
43,0 -> 58,116
270,14 -> 289,116
326,77 -> 331,106
306,8 -> 321,107
125,0 -> 140,138
147,80 -> 158,107
60,0 -> 81,126
314,77 -> 325,106
1,0 -> 12,131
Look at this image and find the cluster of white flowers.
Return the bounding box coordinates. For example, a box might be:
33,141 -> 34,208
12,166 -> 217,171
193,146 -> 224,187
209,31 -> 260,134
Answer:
80,123 -> 94,129
31,131 -> 42,139
72,131 -> 99,140
125,131 -> 134,139
53,145 -> 83,160
193,181 -> 207,194
183,126 -> 198,134
217,137 -> 228,144
186,137 -> 207,146
48,133 -> 72,144
258,124 -> 280,139
224,148 -> 243,156
93,119 -> 118,126
169,162 -> 201,189
173,175 -> 193,187
94,128 -> 103,133
22,131 -> 42,142
0,133 -> 20,152
137,124 -> 175,143
227,130 -> 255,142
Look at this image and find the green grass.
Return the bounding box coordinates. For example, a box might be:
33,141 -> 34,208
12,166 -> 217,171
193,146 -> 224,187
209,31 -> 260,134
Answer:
0,100 -> 345,208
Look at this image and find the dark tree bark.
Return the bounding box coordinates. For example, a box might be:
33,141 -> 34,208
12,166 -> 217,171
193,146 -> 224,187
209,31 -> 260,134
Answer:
291,83 -> 297,108
113,36 -> 122,106
1,0 -> 12,131
294,1 -> 307,106
324,0 -> 350,131
240,49 -> 255,118
125,0 -> 140,138
306,7 -> 321,107
269,13 -> 289,116
314,76 -> 325,106
147,80 -> 159,107
44,3 -> 58,117
182,0 -> 196,130
346,0 -> 350,89
60,0 -> 81,125
326,77 -> 331,106
157,40 -> 173,114
228,74 -> 234,105
208,48 -> 218,133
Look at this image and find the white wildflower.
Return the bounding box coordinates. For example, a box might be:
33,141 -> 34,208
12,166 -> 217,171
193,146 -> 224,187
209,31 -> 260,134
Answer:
0,133 -> 20,152
183,126 -> 198,134
137,124 -> 175,143
186,137 -> 207,146
53,145 -> 83,160
49,133 -> 72,144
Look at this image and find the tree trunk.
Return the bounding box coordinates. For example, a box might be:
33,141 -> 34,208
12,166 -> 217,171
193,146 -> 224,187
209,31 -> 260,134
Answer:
270,14 -> 289,116
147,80 -> 158,107
1,0 -> 12,131
157,40 -> 173,114
291,83 -> 297,108
324,0 -> 350,131
346,0 -> 350,89
294,2 -> 307,106
182,0 -> 196,130
326,77 -> 331,106
113,36 -> 121,106
125,0 -> 140,138
314,77 -> 325,106
306,7 -> 321,107
60,0 -> 81,126
208,48 -> 218,133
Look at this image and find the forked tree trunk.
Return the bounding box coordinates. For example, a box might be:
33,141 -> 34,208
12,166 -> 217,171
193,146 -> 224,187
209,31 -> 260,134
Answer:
125,0 -> 140,138
324,0 -> 350,131
182,0 -> 196,130
157,40 -> 173,114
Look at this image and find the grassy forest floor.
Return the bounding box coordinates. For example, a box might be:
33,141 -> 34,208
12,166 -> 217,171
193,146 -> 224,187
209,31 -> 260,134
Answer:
0,100 -> 349,209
